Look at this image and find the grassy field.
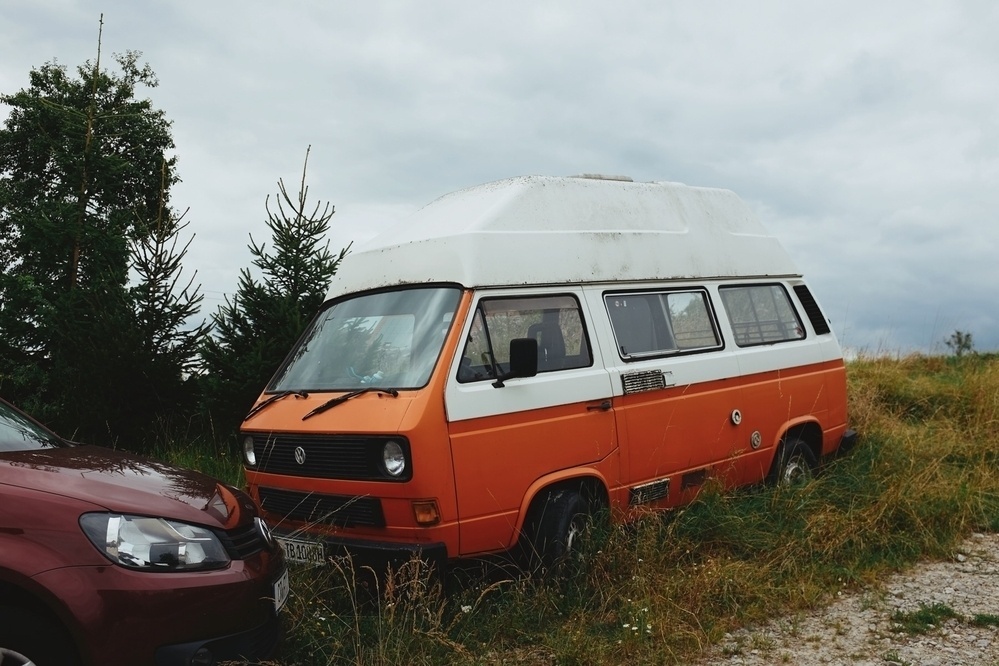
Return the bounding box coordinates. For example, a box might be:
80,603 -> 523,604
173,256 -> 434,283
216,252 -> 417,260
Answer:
168,354 -> 999,665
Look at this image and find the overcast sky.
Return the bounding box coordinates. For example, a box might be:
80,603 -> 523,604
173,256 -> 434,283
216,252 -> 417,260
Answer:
3,1 -> 997,355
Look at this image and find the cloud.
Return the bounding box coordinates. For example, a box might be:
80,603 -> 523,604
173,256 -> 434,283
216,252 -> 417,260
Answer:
2,0 -> 998,353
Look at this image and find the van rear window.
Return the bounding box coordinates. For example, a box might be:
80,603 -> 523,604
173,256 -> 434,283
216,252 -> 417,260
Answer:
719,284 -> 805,347
604,290 -> 721,359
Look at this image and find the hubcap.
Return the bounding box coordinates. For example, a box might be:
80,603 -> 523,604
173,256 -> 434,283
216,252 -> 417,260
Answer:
781,457 -> 810,486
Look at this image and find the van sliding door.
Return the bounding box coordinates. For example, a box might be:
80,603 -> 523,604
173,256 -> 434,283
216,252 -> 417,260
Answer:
596,288 -> 743,506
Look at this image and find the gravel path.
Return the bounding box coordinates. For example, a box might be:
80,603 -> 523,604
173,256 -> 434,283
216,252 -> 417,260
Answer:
698,533 -> 999,666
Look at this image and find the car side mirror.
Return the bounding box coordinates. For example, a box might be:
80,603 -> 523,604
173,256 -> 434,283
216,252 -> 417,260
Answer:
492,338 -> 538,388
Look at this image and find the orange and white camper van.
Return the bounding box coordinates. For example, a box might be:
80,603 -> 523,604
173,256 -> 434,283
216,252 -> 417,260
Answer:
241,174 -> 856,570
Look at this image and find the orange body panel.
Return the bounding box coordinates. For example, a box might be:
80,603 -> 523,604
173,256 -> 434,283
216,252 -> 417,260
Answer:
614,374 -> 745,508
734,358 -> 849,483
448,400 -> 617,555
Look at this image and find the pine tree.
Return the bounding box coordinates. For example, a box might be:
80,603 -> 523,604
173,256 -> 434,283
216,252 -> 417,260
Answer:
127,161 -> 209,425
200,147 -> 349,434
0,19 -> 205,446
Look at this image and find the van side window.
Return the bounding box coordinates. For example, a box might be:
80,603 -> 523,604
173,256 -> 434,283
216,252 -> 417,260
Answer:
457,295 -> 592,383
605,290 -> 720,359
719,284 -> 805,347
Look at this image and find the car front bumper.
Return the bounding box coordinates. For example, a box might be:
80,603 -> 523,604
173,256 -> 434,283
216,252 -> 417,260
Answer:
31,552 -> 286,666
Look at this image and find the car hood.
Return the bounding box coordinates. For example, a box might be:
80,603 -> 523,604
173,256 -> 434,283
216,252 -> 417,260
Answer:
0,445 -> 250,529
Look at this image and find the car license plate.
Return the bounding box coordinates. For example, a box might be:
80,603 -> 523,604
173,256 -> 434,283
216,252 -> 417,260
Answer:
273,567 -> 290,614
276,535 -> 326,566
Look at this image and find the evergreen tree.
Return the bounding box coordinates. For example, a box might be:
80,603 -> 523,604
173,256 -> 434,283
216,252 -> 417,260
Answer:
0,22 -> 204,446
200,147 -> 349,434
127,162 -> 209,426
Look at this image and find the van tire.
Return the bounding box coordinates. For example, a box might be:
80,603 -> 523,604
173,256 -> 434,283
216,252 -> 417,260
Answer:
769,437 -> 818,487
0,606 -> 78,666
525,488 -> 591,573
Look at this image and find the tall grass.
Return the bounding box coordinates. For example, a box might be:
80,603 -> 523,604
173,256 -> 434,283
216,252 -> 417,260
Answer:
151,420 -> 245,487
201,354 -> 999,665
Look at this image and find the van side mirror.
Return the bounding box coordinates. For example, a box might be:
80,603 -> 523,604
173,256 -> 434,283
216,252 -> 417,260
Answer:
492,338 -> 538,388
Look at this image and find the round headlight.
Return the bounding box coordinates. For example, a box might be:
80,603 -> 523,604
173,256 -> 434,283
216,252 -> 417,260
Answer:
243,435 -> 256,466
382,440 -> 406,477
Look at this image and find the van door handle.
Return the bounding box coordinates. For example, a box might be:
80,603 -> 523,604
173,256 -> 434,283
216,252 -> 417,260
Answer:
587,400 -> 612,412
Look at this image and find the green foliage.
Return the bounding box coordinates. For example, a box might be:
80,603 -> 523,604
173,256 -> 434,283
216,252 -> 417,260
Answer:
971,613 -> 999,628
891,603 -> 960,635
150,424 -> 245,488
199,147 -> 349,435
0,27 -> 205,448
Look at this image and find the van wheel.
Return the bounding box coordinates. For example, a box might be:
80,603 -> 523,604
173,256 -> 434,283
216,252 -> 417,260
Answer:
770,437 -> 818,487
0,606 -> 78,666
525,488 -> 592,573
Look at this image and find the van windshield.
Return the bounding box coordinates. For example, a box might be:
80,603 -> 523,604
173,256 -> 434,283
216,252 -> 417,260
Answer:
270,286 -> 462,392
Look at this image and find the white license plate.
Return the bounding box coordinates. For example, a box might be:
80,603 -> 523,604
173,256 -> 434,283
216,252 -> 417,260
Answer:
273,567 -> 290,614
276,535 -> 326,566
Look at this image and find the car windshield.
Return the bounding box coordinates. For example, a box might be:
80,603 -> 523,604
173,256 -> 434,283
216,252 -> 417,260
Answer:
0,401 -> 64,452
270,286 -> 462,392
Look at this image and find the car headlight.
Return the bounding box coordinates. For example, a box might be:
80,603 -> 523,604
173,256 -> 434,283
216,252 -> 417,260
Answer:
243,435 -> 257,466
80,513 -> 231,571
382,440 -> 406,477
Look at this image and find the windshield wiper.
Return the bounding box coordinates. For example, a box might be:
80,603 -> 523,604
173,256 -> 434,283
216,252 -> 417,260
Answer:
301,388 -> 399,421
243,390 -> 309,422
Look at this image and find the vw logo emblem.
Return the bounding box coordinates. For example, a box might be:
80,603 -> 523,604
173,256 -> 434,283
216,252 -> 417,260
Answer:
293,446 -> 307,465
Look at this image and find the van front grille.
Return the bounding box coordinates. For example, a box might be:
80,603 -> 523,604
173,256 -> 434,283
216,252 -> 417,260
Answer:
245,434 -> 410,482
258,487 -> 386,528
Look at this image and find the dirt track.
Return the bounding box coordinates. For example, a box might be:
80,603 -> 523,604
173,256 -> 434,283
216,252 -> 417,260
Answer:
698,533 -> 999,665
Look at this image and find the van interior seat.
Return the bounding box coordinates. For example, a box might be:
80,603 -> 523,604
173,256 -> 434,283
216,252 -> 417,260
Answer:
528,312 -> 566,370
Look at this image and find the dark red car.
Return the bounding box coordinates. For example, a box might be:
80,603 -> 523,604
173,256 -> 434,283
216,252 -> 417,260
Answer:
0,397 -> 288,666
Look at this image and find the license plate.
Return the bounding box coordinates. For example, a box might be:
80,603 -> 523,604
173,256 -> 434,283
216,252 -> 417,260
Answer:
276,535 -> 326,566
273,568 -> 290,614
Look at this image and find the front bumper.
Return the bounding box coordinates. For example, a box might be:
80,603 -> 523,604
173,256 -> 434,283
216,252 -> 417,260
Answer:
279,529 -> 448,578
31,552 -> 285,666
154,613 -> 281,666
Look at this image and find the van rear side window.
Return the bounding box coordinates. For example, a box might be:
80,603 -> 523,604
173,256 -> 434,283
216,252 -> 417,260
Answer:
605,290 -> 721,359
719,284 -> 805,347
457,295 -> 591,382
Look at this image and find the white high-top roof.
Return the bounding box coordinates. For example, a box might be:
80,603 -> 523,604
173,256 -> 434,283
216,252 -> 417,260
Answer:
326,175 -> 799,297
